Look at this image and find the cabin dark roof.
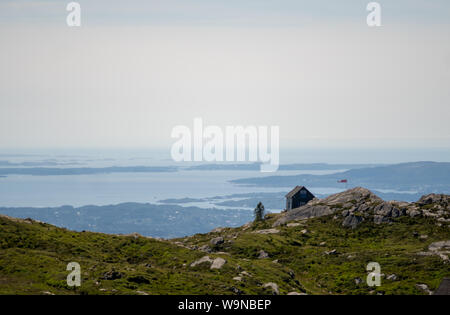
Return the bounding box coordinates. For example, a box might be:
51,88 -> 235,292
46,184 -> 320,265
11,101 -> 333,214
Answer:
285,186 -> 308,198
434,277 -> 450,295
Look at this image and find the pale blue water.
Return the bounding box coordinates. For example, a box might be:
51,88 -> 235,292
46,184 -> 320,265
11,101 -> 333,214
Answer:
0,170 -> 341,207
0,147 -> 446,208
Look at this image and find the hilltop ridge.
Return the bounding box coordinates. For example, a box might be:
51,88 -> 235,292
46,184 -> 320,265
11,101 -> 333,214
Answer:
0,188 -> 449,295
274,187 -> 450,228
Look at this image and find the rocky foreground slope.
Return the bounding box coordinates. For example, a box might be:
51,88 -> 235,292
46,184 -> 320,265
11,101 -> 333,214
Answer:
0,188 -> 449,295
274,187 -> 450,228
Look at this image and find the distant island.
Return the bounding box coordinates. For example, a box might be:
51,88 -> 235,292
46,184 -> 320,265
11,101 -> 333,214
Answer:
231,162 -> 450,195
186,163 -> 381,171
0,166 -> 178,176
0,162 -> 384,177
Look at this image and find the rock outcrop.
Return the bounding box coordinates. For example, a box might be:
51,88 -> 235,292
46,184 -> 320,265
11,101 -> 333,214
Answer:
342,215 -> 363,229
190,256 -> 213,267
210,257 -> 227,269
417,240 -> 450,261
274,188 -> 449,229
274,187 -> 380,227
210,237 -> 224,246
263,282 -> 279,295
190,256 -> 227,269
252,228 -> 279,234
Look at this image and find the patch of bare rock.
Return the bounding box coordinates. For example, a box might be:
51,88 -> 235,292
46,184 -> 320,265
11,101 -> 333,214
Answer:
190,256 -> 227,269
263,282 -> 279,295
252,228 -> 280,235
273,188 -> 449,229
418,240 -> 450,261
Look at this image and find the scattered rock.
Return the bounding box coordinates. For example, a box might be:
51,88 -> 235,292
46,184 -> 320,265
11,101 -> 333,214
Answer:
211,257 -> 226,269
416,283 -> 432,295
230,287 -> 243,294
374,215 -> 391,224
439,254 -> 449,261
242,222 -> 252,231
300,229 -> 308,234
190,256 -> 213,267
258,250 -> 270,259
240,271 -> 252,277
324,249 -> 338,255
263,282 -> 279,295
428,240 -> 450,252
287,292 -> 306,295
342,215 -> 363,229
354,277 -> 363,285
417,194 -> 449,206
101,269 -> 123,280
386,274 -> 398,281
419,234 -> 428,240
198,245 -> 212,253
374,202 -> 402,219
286,223 -> 301,227
136,290 -> 149,295
210,237 -> 224,246
419,240 -> 450,261
233,276 -> 242,281
407,209 -> 421,217
253,229 -> 279,234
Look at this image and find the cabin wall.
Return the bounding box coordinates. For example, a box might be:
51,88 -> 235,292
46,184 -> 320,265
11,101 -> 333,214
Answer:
288,190 -> 314,210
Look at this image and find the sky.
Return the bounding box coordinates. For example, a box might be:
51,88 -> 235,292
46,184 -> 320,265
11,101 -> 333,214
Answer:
0,0 -> 449,150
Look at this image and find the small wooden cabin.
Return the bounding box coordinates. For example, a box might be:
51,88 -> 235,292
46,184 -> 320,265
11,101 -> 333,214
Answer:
285,186 -> 315,211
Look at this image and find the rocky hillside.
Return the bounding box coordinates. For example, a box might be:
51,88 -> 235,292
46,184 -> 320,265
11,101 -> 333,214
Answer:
0,188 -> 449,295
274,187 -> 450,228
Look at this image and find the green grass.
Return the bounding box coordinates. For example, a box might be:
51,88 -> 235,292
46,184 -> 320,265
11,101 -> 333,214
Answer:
0,207 -> 449,295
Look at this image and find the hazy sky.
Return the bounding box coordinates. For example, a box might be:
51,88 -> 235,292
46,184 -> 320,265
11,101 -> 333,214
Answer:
0,0 -> 449,149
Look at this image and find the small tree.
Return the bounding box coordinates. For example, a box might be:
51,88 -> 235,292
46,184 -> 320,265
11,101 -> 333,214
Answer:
254,202 -> 265,222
